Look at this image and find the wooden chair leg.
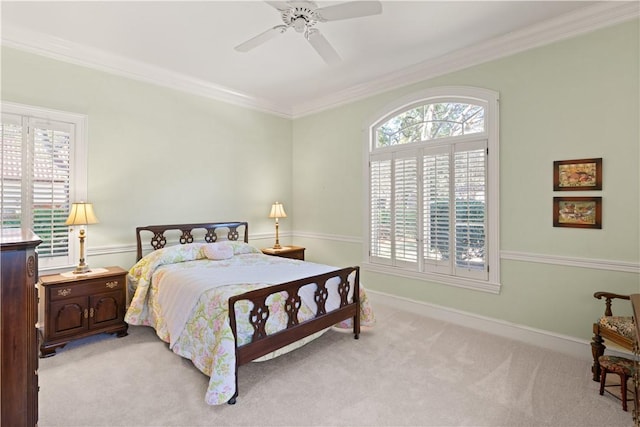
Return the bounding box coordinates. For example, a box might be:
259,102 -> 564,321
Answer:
621,373 -> 629,412
592,329 -> 605,382
600,369 -> 607,395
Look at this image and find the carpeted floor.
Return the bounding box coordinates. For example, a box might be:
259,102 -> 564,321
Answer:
38,301 -> 634,426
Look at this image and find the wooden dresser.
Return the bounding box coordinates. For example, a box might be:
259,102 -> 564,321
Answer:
1,228 -> 41,427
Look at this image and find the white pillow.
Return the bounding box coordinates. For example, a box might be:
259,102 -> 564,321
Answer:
203,242 -> 234,260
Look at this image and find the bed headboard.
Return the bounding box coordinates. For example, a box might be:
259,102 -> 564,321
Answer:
135,221 -> 249,261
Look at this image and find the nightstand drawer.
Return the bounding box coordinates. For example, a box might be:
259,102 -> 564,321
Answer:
48,276 -> 125,301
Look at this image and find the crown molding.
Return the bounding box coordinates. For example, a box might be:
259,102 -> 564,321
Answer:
1,2 -> 638,119
0,24 -> 294,118
292,1 -> 640,117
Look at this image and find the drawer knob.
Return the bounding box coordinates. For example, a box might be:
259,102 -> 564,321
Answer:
105,281 -> 119,289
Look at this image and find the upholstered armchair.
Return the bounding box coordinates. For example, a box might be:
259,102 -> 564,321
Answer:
591,292 -> 636,381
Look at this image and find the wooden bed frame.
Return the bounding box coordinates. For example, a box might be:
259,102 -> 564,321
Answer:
135,221 -> 361,404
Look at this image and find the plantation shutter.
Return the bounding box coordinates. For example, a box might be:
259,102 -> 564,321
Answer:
370,157 -> 392,264
370,144 -> 487,277
1,114 -> 24,229
453,141 -> 487,280
393,154 -> 418,266
1,112 -> 74,267
423,148 -> 451,274
31,119 -> 73,257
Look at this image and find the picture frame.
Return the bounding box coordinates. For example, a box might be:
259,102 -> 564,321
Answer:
553,196 -> 602,229
553,157 -> 602,191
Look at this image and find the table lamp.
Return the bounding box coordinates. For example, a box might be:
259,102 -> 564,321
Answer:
65,202 -> 99,274
269,202 -> 287,249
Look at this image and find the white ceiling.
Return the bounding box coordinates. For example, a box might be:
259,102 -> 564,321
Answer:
1,1 -> 637,117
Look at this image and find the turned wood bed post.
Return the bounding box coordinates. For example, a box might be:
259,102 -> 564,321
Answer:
228,303 -> 240,405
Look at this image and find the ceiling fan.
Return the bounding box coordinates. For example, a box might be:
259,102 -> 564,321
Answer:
234,1 -> 383,65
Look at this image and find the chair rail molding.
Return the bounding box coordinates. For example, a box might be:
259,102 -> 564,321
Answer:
293,231 -> 640,274
501,250 -> 640,274
42,232 -> 638,275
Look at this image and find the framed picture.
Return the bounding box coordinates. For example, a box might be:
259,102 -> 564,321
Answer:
553,197 -> 602,229
553,158 -> 602,191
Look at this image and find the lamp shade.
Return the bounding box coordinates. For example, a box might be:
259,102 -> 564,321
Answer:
65,202 -> 99,226
269,202 -> 287,219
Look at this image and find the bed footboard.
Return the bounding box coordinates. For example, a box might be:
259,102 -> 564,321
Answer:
227,266 -> 360,404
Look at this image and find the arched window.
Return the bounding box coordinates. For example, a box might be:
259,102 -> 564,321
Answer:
365,87 -> 500,292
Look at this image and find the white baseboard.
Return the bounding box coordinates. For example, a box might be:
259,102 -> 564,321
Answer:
366,290 -> 633,361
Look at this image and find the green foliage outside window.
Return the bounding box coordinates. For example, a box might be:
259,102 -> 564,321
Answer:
376,102 -> 485,147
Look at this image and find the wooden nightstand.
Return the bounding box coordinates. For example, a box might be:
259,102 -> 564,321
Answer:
261,245 -> 305,261
39,266 -> 129,357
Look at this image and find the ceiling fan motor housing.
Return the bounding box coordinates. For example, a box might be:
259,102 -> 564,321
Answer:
280,1 -> 319,33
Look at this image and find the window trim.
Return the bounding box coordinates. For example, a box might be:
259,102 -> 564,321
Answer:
363,86 -> 501,293
2,102 -> 89,271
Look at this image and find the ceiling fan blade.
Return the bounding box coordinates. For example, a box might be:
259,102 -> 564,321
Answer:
234,25 -> 287,52
315,1 -> 382,22
307,29 -> 341,65
264,1 -> 290,12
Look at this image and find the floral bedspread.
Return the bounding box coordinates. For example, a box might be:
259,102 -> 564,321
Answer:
125,242 -> 375,405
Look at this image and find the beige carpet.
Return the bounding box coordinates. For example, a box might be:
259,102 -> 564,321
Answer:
39,301 -> 634,427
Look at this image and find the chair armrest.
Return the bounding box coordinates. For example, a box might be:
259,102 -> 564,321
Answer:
594,291 -> 631,317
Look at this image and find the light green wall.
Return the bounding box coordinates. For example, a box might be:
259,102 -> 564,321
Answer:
2,20 -> 638,342
1,47 -> 293,269
292,20 -> 640,340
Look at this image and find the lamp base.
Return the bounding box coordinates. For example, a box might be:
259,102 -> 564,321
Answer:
272,243 -> 282,250
72,264 -> 91,274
